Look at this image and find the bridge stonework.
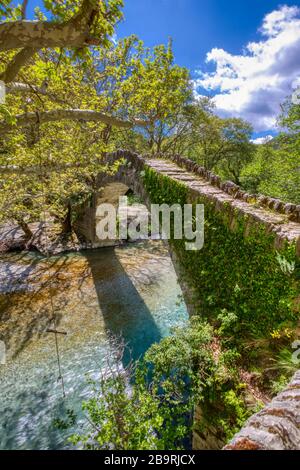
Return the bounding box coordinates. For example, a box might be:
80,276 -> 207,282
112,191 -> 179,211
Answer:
224,370 -> 300,450
146,154 -> 300,252
74,150 -> 300,450
76,150 -> 300,251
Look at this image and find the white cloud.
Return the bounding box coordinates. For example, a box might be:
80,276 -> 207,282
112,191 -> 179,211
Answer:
194,5 -> 300,132
260,5 -> 299,36
250,135 -> 274,145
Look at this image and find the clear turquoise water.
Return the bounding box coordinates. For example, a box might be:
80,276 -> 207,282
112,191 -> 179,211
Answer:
0,241 -> 188,449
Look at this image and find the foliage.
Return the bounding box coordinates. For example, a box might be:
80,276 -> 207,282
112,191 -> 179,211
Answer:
1,0 -> 299,454
241,95 -> 300,204
216,118 -> 255,184
1,3 -> 300,237
183,106 -> 255,182
139,165 -> 300,443
0,22 -> 191,235
70,371 -> 188,450
144,318 -> 214,401
53,409 -> 77,431
142,166 -> 299,340
145,319 -> 254,442
217,310 -> 239,337
0,1 -> 124,48
241,139 -> 300,204
69,338 -> 194,450
0,0 -> 13,17
69,319 -> 255,449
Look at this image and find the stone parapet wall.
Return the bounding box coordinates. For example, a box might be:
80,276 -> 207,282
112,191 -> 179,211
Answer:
167,153 -> 300,223
103,151 -> 300,254
224,371 -> 300,450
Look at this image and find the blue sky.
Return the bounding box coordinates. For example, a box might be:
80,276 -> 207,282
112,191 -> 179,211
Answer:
118,1 -> 293,70
27,1 -> 300,139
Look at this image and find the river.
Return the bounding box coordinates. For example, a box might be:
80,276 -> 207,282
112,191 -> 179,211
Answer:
0,240 -> 188,450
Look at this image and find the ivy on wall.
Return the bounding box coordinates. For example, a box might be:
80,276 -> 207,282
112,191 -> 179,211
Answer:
143,166 -> 300,339
140,166 -> 300,446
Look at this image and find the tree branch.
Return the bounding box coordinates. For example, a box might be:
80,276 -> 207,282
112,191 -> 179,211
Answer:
6,81 -> 71,105
21,0 -> 29,20
0,0 -> 103,51
0,1 -> 112,83
0,47 -> 37,83
0,108 -> 148,135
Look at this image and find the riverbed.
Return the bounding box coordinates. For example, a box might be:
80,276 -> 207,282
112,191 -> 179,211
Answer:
0,241 -> 188,450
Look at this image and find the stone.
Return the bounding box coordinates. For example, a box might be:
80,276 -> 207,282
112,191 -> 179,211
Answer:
284,203 -> 297,214
258,195 -> 269,205
74,151 -> 300,261
274,200 -> 285,212
224,371 -> 300,450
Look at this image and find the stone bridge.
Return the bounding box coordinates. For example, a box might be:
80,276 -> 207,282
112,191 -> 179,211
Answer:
74,150 -> 300,450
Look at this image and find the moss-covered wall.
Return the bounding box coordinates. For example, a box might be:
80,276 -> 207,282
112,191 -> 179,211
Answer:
143,166 -> 299,337
79,150 -> 299,341
142,164 -> 300,449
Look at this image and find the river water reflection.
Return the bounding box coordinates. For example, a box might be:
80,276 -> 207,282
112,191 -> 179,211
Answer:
0,241 -> 188,449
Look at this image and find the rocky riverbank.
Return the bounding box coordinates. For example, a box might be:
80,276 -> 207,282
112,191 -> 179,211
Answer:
0,222 -> 123,256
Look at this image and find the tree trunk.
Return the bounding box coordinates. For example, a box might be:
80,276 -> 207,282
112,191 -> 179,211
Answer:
61,203 -> 72,234
18,220 -> 33,241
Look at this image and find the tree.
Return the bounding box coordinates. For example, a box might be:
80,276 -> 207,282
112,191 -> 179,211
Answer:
0,0 -> 124,83
68,319 -> 254,449
0,35 -> 131,238
279,95 -> 300,135
173,101 -> 254,181
0,3 -> 148,138
121,40 -> 192,154
84,37 -> 193,153
241,95 -> 300,204
217,118 -> 254,185
0,24 -> 191,239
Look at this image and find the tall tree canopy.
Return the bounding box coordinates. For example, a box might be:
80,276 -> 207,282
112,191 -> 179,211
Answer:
0,3 -> 192,239
241,95 -> 300,204
2,0 -> 295,242
0,0 -> 124,82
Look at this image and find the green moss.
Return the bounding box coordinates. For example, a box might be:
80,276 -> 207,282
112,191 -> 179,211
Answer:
143,167 -> 188,206
143,167 -> 299,338
142,166 -> 300,444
